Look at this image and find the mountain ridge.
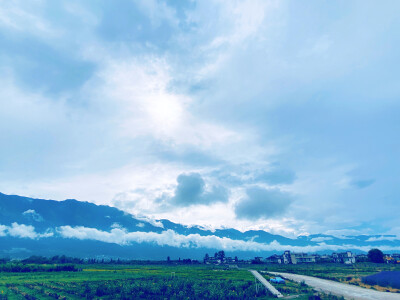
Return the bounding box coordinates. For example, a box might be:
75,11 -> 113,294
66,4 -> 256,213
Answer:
1,192 -> 399,259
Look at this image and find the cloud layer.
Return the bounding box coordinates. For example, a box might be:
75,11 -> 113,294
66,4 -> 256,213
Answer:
0,0 -> 400,237
3,223 -> 400,254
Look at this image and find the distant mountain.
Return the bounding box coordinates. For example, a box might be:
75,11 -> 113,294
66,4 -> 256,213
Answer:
1,192 -> 399,259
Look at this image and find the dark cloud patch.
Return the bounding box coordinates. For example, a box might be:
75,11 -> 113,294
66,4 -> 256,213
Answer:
171,173 -> 229,206
235,187 -> 293,220
350,179 -> 375,189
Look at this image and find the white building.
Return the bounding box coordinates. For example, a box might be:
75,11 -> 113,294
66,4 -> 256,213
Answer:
332,251 -> 356,264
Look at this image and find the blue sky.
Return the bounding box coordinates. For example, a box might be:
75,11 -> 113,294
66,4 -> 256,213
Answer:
1,0 -> 399,238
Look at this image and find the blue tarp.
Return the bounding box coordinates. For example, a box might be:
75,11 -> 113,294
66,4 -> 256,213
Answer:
270,277 -> 285,284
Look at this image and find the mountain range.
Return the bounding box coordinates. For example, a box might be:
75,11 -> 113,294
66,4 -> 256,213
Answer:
1,192 -> 399,259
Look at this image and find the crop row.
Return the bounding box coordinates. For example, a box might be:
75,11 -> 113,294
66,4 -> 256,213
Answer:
1,277 -> 270,300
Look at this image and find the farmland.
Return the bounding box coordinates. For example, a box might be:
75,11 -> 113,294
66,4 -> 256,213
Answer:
0,263 -> 347,299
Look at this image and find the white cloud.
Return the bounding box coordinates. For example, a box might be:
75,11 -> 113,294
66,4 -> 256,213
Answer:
23,209 -> 44,222
0,225 -> 7,237
0,223 -> 53,239
133,216 -> 164,229
57,225 -> 400,253
7,223 -> 38,239
85,57 -> 238,150
2,222 -> 400,253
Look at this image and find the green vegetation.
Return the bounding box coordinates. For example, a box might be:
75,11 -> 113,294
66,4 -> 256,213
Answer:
0,264 -> 266,299
368,249 -> 385,263
1,257 -> 394,299
0,262 -> 351,299
0,263 -> 79,273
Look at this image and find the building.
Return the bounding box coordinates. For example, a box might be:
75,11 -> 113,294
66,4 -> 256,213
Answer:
204,257 -> 221,264
332,251 -> 356,264
266,255 -> 282,264
386,254 -> 400,264
224,257 -> 235,264
391,253 -> 400,260
355,254 -> 368,262
282,251 -> 316,264
315,254 -> 333,263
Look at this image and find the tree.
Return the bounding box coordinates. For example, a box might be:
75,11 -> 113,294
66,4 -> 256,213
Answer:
217,250 -> 225,261
368,248 -> 384,263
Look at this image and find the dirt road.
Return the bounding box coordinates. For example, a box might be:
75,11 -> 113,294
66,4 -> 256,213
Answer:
269,272 -> 400,300
249,270 -> 283,298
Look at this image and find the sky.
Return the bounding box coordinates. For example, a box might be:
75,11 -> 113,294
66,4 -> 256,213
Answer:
1,0 -> 399,238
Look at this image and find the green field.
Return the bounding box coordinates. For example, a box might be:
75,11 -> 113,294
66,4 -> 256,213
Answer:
0,263 -> 346,299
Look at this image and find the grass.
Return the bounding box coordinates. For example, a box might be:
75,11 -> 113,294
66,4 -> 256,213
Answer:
0,264 -> 268,299
0,263 -> 348,299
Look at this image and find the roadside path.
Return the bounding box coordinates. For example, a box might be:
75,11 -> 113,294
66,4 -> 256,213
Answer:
250,270 -> 283,298
269,272 -> 400,300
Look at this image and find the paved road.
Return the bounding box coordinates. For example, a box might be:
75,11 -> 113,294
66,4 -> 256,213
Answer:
250,270 -> 283,298
269,272 -> 400,300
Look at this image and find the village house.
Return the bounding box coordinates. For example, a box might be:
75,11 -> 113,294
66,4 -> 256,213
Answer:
204,256 -> 221,264
315,254 -> 333,263
266,254 -> 283,264
332,251 -> 356,264
283,251 -> 316,264
385,253 -> 400,264
355,254 -> 368,262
